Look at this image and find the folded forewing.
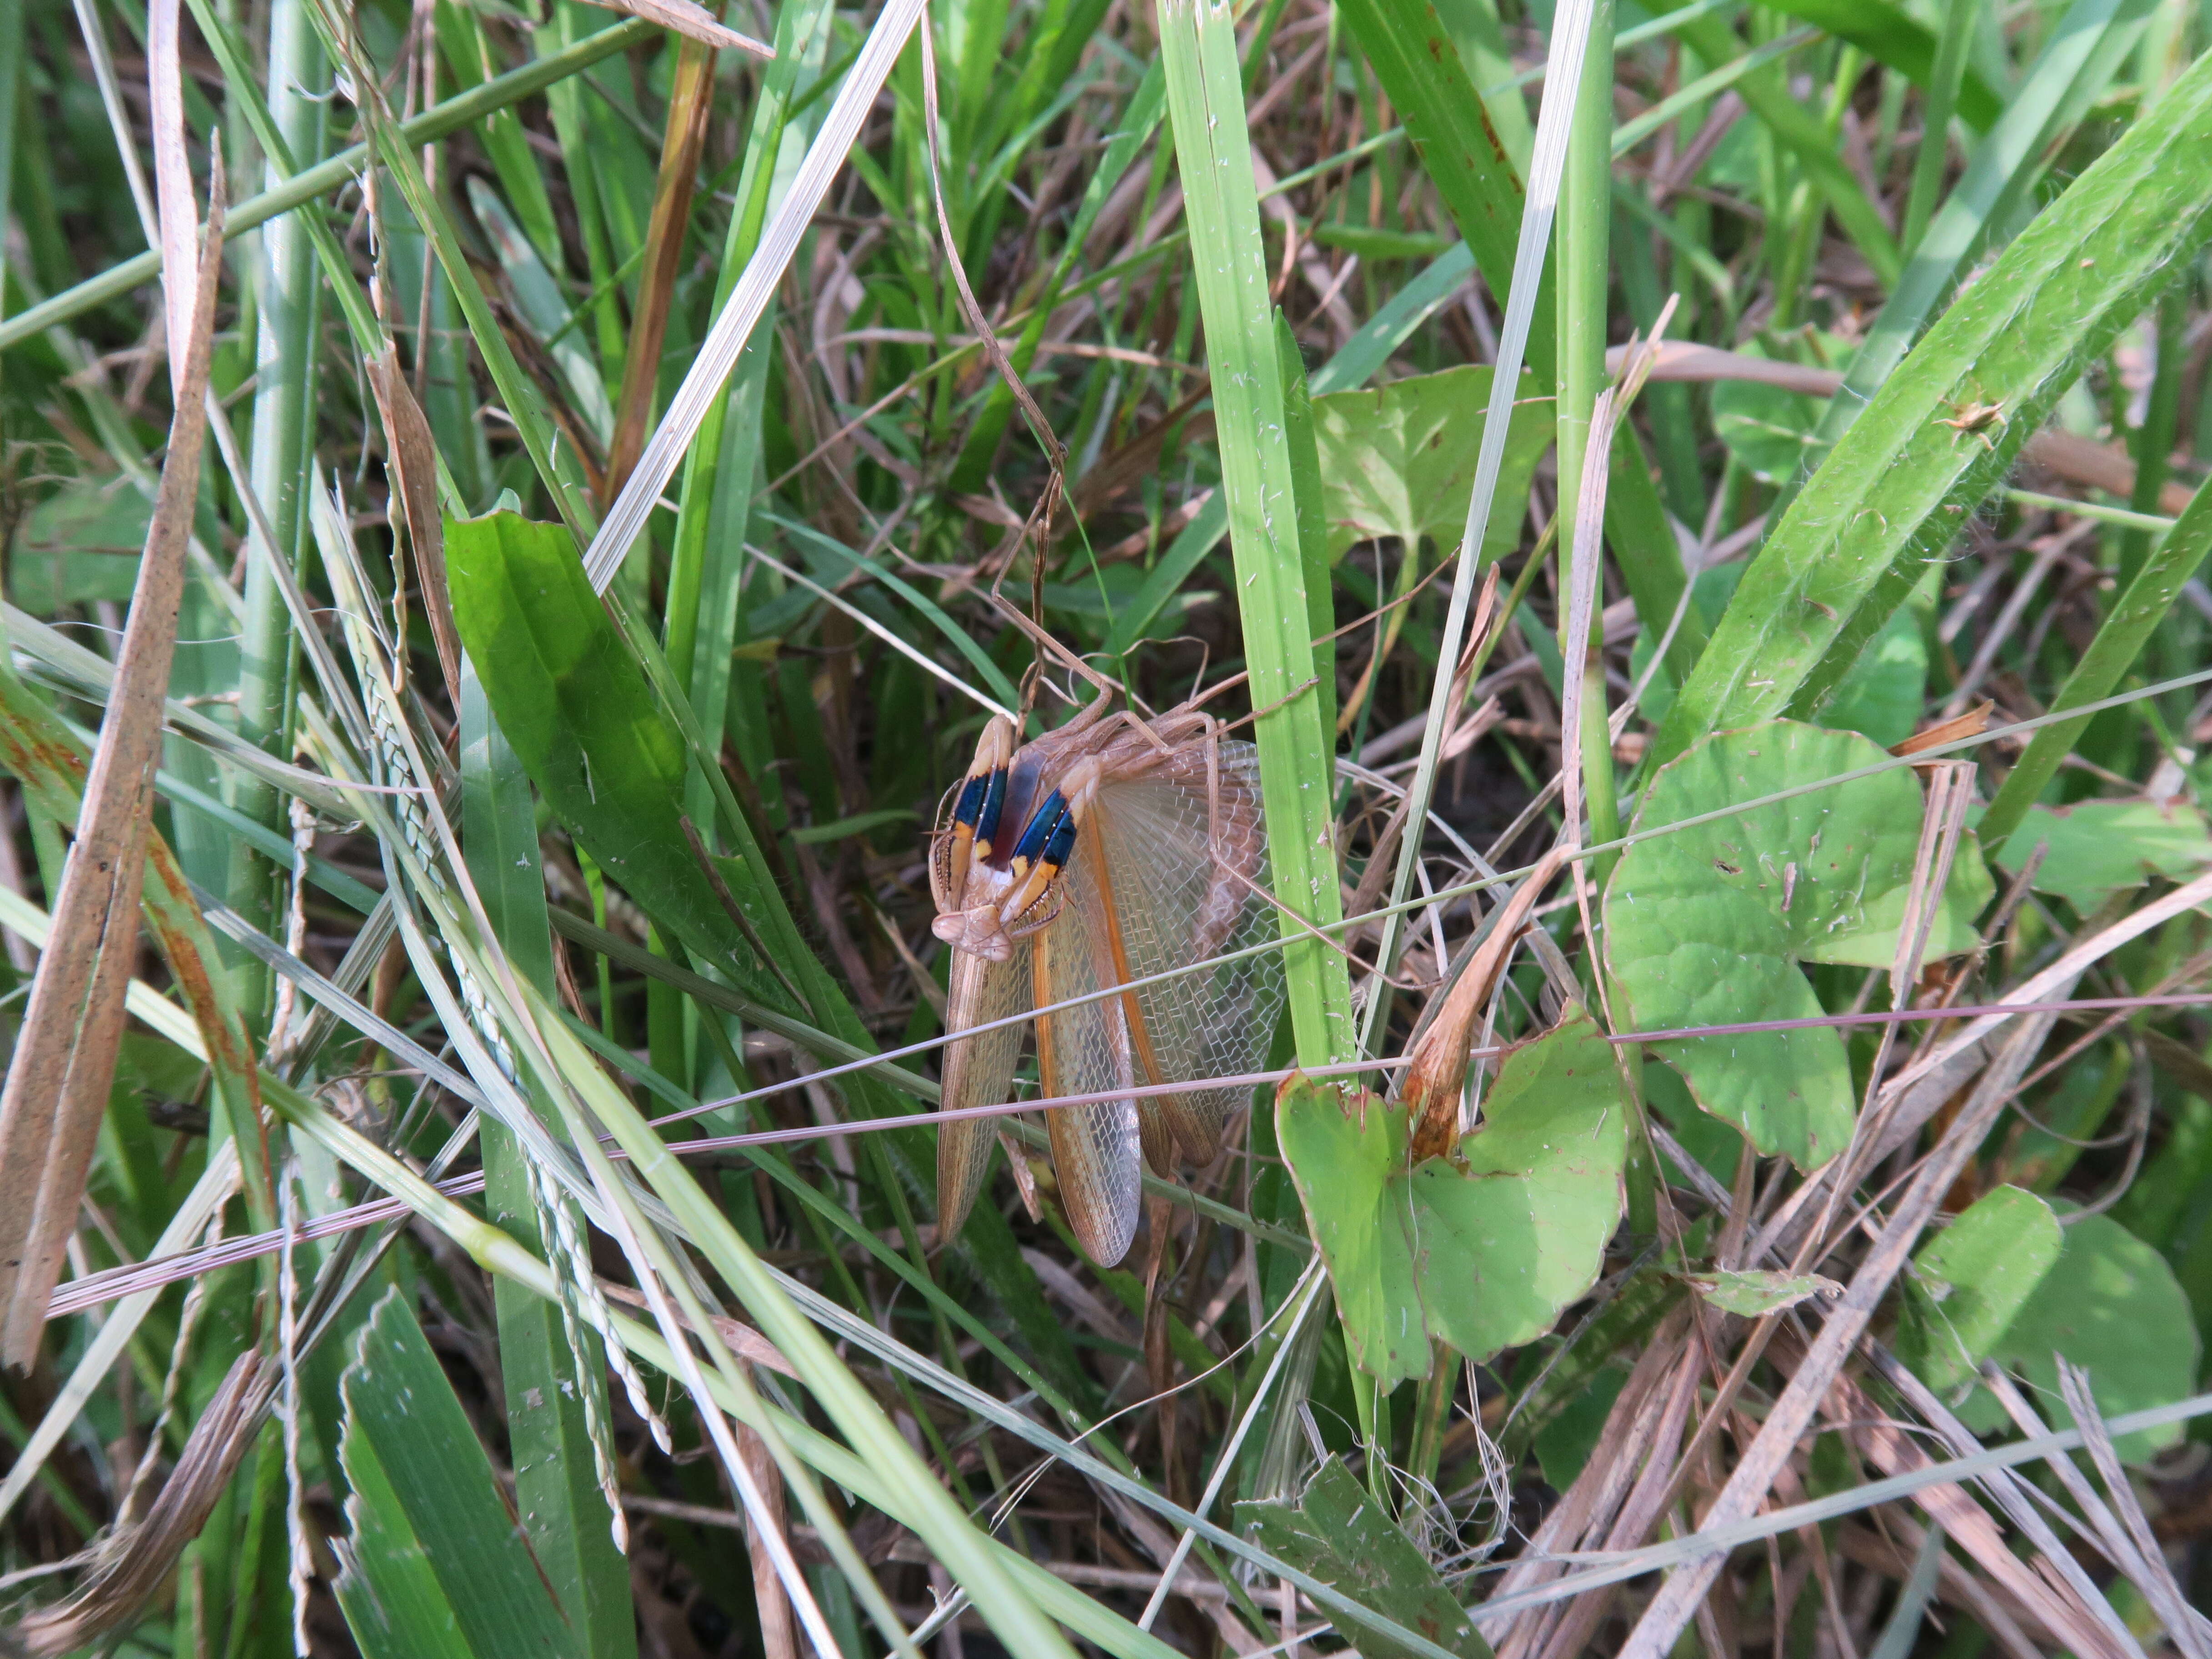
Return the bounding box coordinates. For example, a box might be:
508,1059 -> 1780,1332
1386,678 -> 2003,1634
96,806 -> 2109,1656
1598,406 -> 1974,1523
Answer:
1091,741 -> 1284,1161
1034,845 -> 1143,1265
937,936 -> 1032,1245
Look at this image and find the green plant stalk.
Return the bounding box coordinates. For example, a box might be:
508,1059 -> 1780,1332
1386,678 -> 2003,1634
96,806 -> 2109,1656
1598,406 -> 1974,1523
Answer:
1981,471 -> 2212,848
310,5 -> 597,545
541,6 -> 628,378
1900,0 -> 1974,254
225,0 -> 325,1014
666,0 -> 832,729
1335,0 -> 1555,382
0,17 -> 655,354
1158,0 -> 1355,1070
1557,0 -> 1621,892
2122,283 -> 2187,588
0,0 -> 22,313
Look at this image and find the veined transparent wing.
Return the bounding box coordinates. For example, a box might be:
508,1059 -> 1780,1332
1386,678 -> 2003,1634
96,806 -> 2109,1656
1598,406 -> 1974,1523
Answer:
937,935 -> 1032,1245
1088,740 -> 1284,1162
1033,840 -> 1144,1266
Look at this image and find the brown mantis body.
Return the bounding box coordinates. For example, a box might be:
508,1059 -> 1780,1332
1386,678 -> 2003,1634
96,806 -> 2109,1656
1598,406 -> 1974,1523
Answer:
928,689 -> 1283,1264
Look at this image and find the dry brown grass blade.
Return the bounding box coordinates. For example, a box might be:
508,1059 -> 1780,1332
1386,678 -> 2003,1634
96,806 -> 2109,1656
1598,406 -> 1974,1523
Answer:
1481,1304 -> 1690,1646
1402,848 -> 1564,1161
1614,1006 -> 2063,1659
1893,700 -> 1994,759
1804,1339 -> 2131,1659
737,1421 -> 800,1659
1609,342 -> 2197,513
14,1351 -> 278,1655
603,36 -> 718,505
0,149 -> 226,1369
575,0 -> 771,55
368,344 -> 463,707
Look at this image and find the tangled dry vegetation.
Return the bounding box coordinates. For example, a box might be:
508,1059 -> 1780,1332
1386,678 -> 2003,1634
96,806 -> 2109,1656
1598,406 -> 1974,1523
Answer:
2,0 -> 2212,1654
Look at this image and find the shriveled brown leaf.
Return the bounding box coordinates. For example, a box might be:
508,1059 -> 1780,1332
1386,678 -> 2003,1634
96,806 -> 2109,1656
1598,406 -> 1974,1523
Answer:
15,1351 -> 278,1655
1893,700 -> 1995,759
367,345 -> 463,707
1403,848 -> 1564,1163
604,38 -> 718,504
575,0 -> 771,56
0,131 -> 226,1367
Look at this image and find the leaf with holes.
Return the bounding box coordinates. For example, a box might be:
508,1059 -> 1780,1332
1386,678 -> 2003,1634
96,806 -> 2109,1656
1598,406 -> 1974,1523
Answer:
1603,721 -> 1994,1169
1277,1013 -> 1627,1388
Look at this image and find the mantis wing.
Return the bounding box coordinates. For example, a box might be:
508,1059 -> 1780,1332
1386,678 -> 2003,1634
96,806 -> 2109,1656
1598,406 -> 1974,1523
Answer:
1089,741 -> 1284,1161
937,935 -> 1033,1246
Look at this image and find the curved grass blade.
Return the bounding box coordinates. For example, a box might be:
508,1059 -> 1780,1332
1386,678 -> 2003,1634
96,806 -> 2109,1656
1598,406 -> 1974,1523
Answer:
1980,468 -> 2212,848
1652,44 -> 2212,765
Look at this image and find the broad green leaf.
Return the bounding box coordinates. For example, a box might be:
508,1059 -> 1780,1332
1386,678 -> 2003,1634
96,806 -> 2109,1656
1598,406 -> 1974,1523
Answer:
1976,1212 -> 2200,1462
1604,722 -> 1994,1169
1652,46 -> 2212,766
1987,799 -> 2212,911
1277,1014 -> 1628,1387
1898,1185 -> 2061,1395
11,478 -> 149,613
1533,1364 -> 1627,1491
1312,367 -> 1556,565
445,508 -> 760,993
1710,341 -> 1848,486
336,1288 -> 573,1659
1689,1269 -> 1841,1318
1236,1457 -> 1492,1659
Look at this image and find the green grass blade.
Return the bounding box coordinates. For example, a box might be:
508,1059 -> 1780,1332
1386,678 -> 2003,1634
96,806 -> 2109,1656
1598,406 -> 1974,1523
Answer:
1159,0 -> 1354,1069
1980,471 -> 2212,849
461,669 -> 634,1659
1659,3 -> 1900,285
582,0 -> 928,591
1360,0 -> 1597,1054
337,1289 -> 575,1659
1103,242 -> 1478,661
1653,45 -> 2212,764
1749,0 -> 2000,130
1806,0 -> 2156,464
0,18 -> 655,354
1900,0 -> 1977,252
1335,0 -> 1553,382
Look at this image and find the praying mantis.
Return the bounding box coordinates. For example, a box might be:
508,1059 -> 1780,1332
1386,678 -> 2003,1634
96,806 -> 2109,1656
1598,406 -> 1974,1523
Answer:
928,678 -> 1286,1265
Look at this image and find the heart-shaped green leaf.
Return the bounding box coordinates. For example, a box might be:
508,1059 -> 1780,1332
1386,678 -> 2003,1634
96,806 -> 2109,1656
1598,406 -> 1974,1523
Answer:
1989,799 -> 2212,911
1312,366 -> 1554,564
1604,721 -> 1993,1169
1897,1184 -> 2060,1394
1277,1013 -> 1627,1388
